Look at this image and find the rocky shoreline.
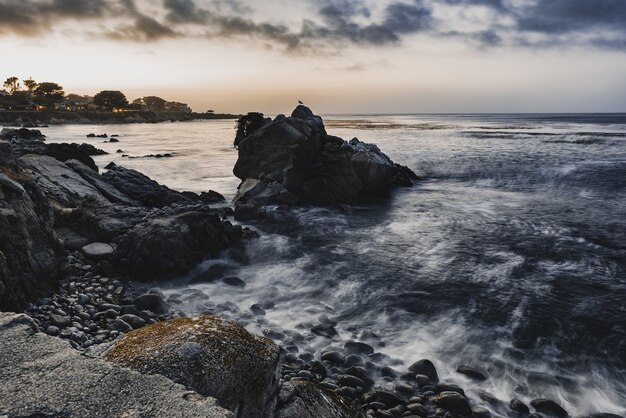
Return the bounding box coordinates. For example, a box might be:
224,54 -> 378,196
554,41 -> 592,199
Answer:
0,107 -> 618,418
0,110 -> 241,126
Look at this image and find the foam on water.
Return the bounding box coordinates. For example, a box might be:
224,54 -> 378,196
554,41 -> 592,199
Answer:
41,113 -> 626,415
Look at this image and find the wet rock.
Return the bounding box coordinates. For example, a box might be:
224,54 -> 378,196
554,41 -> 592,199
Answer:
106,316 -> 280,418
133,293 -> 167,315
275,380 -> 365,418
50,314 -> 71,328
407,403 -> 427,417
222,276 -> 246,287
435,383 -> 465,396
345,341 -> 374,355
456,365 -> 487,381
119,314 -> 146,329
530,398 -> 569,418
408,359 -> 439,383
364,389 -> 404,407
250,304 -> 266,316
233,106 -> 418,207
311,323 -> 338,338
431,391 -> 472,417
321,351 -> 346,365
112,319 -> 133,333
472,406 -> 492,418
509,398 -> 530,414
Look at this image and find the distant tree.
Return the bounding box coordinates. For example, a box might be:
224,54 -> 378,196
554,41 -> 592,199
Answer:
3,77 -> 21,93
164,101 -> 192,113
66,93 -> 93,104
4,91 -> 33,110
142,96 -> 166,112
234,112 -> 267,147
93,90 -> 128,111
34,82 -> 65,109
23,78 -> 37,92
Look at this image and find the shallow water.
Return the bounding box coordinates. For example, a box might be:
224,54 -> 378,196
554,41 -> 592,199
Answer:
42,114 -> 626,415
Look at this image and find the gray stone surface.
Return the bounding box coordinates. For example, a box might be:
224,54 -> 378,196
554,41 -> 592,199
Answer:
275,381 -> 365,418
0,313 -> 232,418
81,242 -> 114,260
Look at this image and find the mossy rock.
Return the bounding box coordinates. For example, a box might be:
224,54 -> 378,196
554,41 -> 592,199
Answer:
105,316 -> 281,418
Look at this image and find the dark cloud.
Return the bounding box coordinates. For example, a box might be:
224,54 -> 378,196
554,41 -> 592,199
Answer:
164,0 -> 210,24
0,0 -> 109,35
0,0 -> 625,52
514,0 -> 626,34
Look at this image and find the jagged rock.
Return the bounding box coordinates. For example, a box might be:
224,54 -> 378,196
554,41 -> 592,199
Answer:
103,163 -> 223,208
0,313 -> 231,418
105,316 -> 280,418
0,128 -> 45,141
275,381 -> 365,418
0,166 -> 63,311
233,106 -> 417,206
114,209 -> 243,281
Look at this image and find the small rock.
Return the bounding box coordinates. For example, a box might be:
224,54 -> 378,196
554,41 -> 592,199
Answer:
50,315 -> 71,328
530,398 -> 569,418
250,304 -> 266,316
321,351 -> 345,365
408,359 -> 439,383
311,323 -> 338,338
46,326 -> 60,336
395,381 -> 414,394
222,277 -> 246,287
338,374 -> 366,388
119,314 -> 146,329
509,398 -> 530,414
407,403 -> 427,417
344,341 -> 374,355
133,294 -> 167,315
456,365 -> 487,381
431,391 -> 472,417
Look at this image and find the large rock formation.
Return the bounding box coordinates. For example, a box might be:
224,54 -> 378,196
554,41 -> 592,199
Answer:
105,316 -> 281,418
0,135 -> 245,310
0,313 -> 232,418
233,106 -> 417,207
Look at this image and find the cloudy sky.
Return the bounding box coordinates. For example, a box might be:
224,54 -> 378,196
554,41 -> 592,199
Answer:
1,0 -> 626,113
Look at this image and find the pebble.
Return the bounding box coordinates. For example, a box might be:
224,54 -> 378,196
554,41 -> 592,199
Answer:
345,341 -> 375,355
46,326 -> 60,336
222,277 -> 246,287
50,314 -> 71,328
250,304 -> 266,316
509,398 -> 530,414
456,365 -> 488,381
321,351 -> 346,365
311,323 -> 338,338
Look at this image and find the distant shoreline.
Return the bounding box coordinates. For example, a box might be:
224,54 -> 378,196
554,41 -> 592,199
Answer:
0,110 -> 241,126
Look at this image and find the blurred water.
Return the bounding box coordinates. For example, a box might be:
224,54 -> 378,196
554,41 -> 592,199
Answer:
42,114 -> 626,415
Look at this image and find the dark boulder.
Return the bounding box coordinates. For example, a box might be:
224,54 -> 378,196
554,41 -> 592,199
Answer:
233,106 -> 417,206
408,359 -> 439,383
0,128 -> 45,141
530,398 -> 569,418
431,391 -> 472,417
114,209 -> 244,281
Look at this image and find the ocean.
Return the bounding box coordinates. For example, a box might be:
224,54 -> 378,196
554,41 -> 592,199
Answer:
42,113 -> 626,415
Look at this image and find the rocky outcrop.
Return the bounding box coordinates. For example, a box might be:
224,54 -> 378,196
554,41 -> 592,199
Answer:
233,106 -> 417,207
0,161 -> 63,311
0,127 -> 45,141
0,313 -> 232,418
105,316 -> 281,418
1,138 -> 244,310
103,163 -> 225,208
275,381 -> 365,418
114,208 -> 244,281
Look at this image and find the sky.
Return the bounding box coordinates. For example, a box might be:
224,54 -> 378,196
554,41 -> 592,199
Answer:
1,0 -> 626,114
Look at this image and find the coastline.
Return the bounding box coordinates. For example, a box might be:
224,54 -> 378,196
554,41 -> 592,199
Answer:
0,110 -> 241,126
1,107 -> 621,418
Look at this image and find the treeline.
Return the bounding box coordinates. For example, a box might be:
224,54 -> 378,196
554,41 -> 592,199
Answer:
1,76 -> 198,114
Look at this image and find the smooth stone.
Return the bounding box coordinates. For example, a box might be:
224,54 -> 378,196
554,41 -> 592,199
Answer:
456,365 -> 487,381
407,403 -> 427,417
250,304 -> 266,316
338,374 -> 366,388
46,326 -> 60,336
50,314 -> 71,328
345,354 -> 364,366
509,398 -> 530,414
344,341 -> 374,355
530,398 -> 569,418
112,319 -> 133,333
321,351 -> 346,365
408,360 -> 439,383
133,294 -> 167,315
431,391 -> 472,417
395,382 -> 415,394
119,314 -> 146,329
222,277 -> 246,287
311,324 -> 338,338
81,243 -> 114,260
